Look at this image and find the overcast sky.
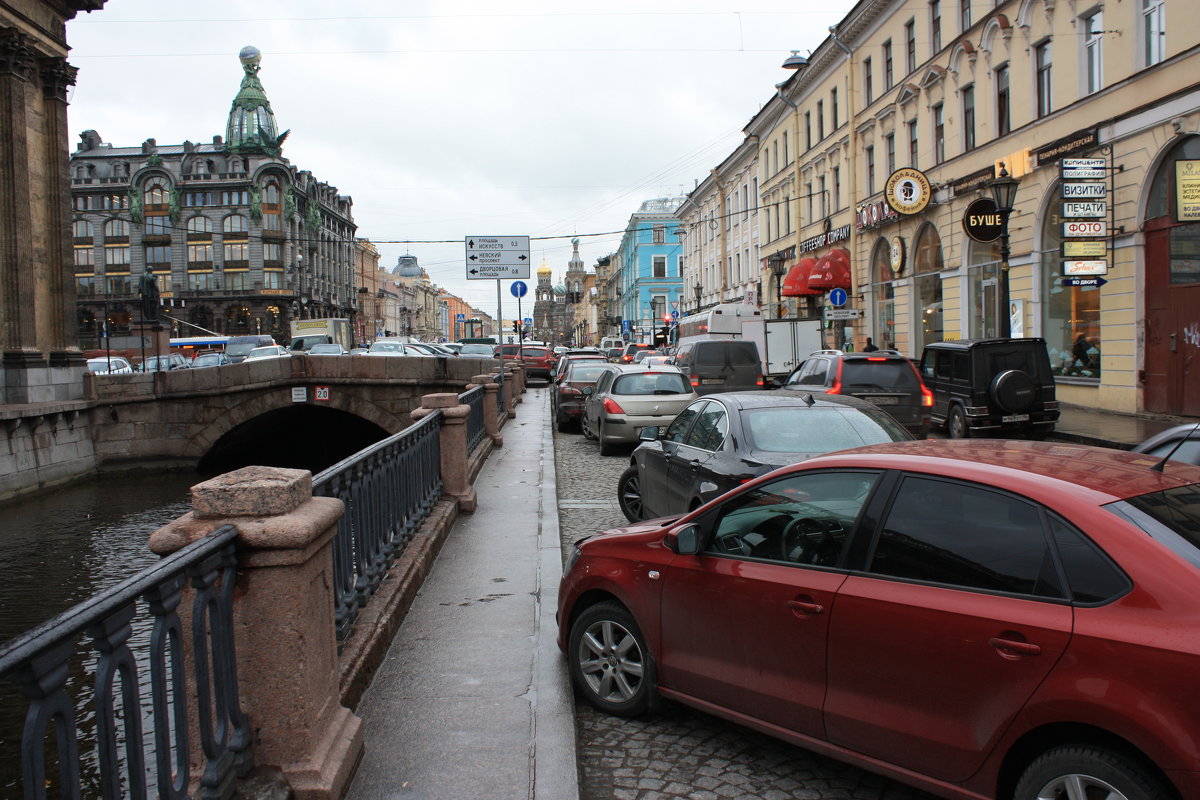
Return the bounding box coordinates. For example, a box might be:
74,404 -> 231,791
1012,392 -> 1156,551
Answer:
65,1 -> 853,314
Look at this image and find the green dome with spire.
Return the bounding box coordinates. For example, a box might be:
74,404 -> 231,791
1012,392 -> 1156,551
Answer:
226,46 -> 289,156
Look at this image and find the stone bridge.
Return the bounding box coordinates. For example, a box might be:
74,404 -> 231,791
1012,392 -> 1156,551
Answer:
81,354 -> 505,473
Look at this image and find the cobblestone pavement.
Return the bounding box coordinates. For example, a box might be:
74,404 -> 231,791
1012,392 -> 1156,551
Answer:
550,400 -> 936,800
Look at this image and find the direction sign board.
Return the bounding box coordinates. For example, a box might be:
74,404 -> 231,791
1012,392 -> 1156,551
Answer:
1062,201 -> 1106,218
465,236 -> 531,279
1063,260 -> 1109,276
1063,220 -> 1108,237
824,307 -> 863,320
1062,183 -> 1106,198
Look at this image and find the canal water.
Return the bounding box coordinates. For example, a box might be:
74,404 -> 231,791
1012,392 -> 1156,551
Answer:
0,469 -> 202,797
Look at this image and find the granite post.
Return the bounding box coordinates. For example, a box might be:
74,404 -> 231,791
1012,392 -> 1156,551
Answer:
411,392 -> 477,512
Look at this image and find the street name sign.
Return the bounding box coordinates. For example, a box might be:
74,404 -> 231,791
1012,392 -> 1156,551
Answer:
1063,260 -> 1109,276
1062,201 -> 1107,218
824,307 -> 863,320
465,236 -> 531,279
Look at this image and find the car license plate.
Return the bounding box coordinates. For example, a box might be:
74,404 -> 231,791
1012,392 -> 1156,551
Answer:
701,378 -> 724,384
1002,413 -> 1030,423
864,395 -> 899,406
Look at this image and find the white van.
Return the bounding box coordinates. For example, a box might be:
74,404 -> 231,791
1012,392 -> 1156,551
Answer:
600,336 -> 625,351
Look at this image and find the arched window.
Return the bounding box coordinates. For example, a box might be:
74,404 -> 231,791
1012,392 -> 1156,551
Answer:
223,214 -> 247,234
104,219 -> 130,239
143,177 -> 171,236
912,223 -> 944,350
262,178 -> 283,232
872,238 -> 896,350
187,216 -> 212,236
967,237 -> 1002,338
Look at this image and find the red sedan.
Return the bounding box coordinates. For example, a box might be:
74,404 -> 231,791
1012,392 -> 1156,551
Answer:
558,439 -> 1200,800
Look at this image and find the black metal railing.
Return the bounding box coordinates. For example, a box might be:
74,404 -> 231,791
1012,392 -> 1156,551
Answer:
496,370 -> 506,415
461,385 -> 485,453
314,410 -> 443,642
0,525 -> 251,800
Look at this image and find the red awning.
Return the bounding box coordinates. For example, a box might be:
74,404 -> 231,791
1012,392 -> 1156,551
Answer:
806,252 -> 852,291
782,258 -> 823,296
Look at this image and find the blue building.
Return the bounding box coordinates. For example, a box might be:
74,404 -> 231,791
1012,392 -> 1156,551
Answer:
615,198 -> 686,342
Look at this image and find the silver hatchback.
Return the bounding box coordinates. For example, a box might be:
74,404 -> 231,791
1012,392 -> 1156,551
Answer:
581,365 -> 698,456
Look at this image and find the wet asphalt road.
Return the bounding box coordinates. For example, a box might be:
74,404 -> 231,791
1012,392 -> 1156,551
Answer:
547,383 -> 936,800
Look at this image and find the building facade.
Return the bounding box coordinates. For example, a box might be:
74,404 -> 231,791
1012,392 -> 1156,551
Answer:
683,0 -> 1196,417
69,48 -> 358,348
614,198 -> 687,343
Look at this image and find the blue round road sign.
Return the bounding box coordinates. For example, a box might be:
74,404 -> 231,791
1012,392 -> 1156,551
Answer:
510,281 -> 528,298
829,288 -> 848,307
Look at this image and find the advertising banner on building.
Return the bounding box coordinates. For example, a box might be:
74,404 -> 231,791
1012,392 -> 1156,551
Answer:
1175,160 -> 1200,222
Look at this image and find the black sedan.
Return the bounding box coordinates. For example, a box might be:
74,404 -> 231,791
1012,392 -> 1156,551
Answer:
617,391 -> 911,522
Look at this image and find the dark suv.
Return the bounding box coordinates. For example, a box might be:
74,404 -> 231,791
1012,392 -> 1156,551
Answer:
782,349 -> 931,437
918,337 -> 1059,439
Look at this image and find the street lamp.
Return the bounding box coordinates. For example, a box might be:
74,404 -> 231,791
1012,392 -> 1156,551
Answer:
693,282 -> 702,312
769,255 -> 789,319
990,162 -> 1020,338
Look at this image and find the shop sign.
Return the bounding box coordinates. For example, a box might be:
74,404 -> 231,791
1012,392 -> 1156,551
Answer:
1032,128 -> 1099,168
856,199 -> 901,231
1063,220 -> 1107,237
1063,260 -> 1109,275
1062,183 -> 1106,198
1062,277 -> 1108,287
950,165 -> 996,197
962,198 -> 1003,242
1062,240 -> 1107,258
889,235 -> 906,275
884,168 -> 933,215
1175,160 -> 1200,222
1060,158 -> 1106,180
798,224 -> 851,253
1061,201 -> 1106,218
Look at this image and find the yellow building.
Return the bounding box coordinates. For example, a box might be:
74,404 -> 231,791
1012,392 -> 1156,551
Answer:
725,0 -> 1197,417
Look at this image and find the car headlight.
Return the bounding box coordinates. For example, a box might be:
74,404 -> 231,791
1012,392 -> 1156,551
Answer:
565,542 -> 585,573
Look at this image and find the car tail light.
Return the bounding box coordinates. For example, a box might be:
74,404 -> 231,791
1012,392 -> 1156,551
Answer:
866,357 -> 888,362
689,374 -> 700,387
602,397 -> 626,415
756,374 -> 764,386
920,383 -> 934,407
826,360 -> 844,395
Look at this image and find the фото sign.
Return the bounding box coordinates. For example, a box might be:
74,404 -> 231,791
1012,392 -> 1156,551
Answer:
1063,220 -> 1107,237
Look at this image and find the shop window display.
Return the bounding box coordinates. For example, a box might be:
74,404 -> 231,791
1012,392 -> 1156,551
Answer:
1040,199 -> 1101,379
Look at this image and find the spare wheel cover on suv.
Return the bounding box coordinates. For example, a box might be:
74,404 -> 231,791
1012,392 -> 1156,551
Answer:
989,369 -> 1036,414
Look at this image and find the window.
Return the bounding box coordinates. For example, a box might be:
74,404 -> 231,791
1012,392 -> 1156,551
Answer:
905,20 -> 916,73
73,219 -> 93,239
144,245 -> 170,266
995,64 -> 1011,137
930,0 -> 942,53
742,185 -> 749,220
962,84 -> 976,150
188,243 -> 212,264
664,402 -> 703,443
864,57 -> 874,104
1036,41 -> 1053,117
264,242 -> 283,263
773,140 -> 779,174
223,215 -> 248,234
74,246 -> 94,268
933,103 -> 945,164
1084,11 -> 1103,94
262,179 -> 282,232
706,471 -> 879,567
805,111 -> 812,150
870,476 -> 1062,597
1143,0 -> 1165,66
782,130 -> 789,165
883,40 -> 894,90
832,167 -> 841,211
653,226 -> 665,244
653,256 -> 667,278
223,242 -> 248,263
806,181 -> 814,221
817,100 -> 825,140
144,215 -> 171,236
103,219 -> 129,239
225,270 -> 250,292
188,271 -> 215,292
865,146 -> 876,195
908,119 -> 919,168
263,269 -> 284,289
187,216 -> 212,236
818,176 -> 828,218
684,403 -> 728,451
831,88 -> 839,129
960,0 -> 971,31
885,133 -> 896,175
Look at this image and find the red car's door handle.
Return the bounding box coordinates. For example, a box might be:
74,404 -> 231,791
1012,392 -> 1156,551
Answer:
787,599 -> 824,616
989,636 -> 1042,657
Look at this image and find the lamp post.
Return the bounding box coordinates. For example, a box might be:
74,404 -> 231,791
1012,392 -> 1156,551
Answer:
990,162 -> 1020,338
693,282 -> 702,312
769,255 -> 788,319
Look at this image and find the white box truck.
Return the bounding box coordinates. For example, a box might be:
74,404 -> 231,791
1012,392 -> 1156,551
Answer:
289,318 -> 353,352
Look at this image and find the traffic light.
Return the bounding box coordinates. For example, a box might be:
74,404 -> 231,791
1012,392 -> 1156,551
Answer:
513,320 -> 521,334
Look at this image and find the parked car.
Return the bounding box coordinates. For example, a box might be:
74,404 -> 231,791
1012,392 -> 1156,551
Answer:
670,339 -> 763,395
552,362 -> 616,432
85,356 -> 133,374
618,390 -> 911,522
440,342 -> 464,354
137,353 -> 189,372
190,351 -> 231,368
225,334 -> 277,363
244,345 -> 291,361
552,353 -> 609,383
581,365 -> 698,455
406,342 -> 457,356
458,343 -> 497,357
604,347 -> 623,362
782,349 -> 932,437
515,346 -> 557,379
366,340 -> 428,356
306,343 -> 348,355
618,343 -> 657,364
918,338 -> 1059,439
560,438 -> 1200,800
1131,422 -> 1200,466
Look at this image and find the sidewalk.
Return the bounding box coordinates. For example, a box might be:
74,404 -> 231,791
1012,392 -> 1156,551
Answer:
344,387 -> 578,800
1053,402 -> 1193,449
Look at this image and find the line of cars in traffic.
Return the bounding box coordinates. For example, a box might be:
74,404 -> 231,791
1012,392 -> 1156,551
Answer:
551,336 -> 1200,800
